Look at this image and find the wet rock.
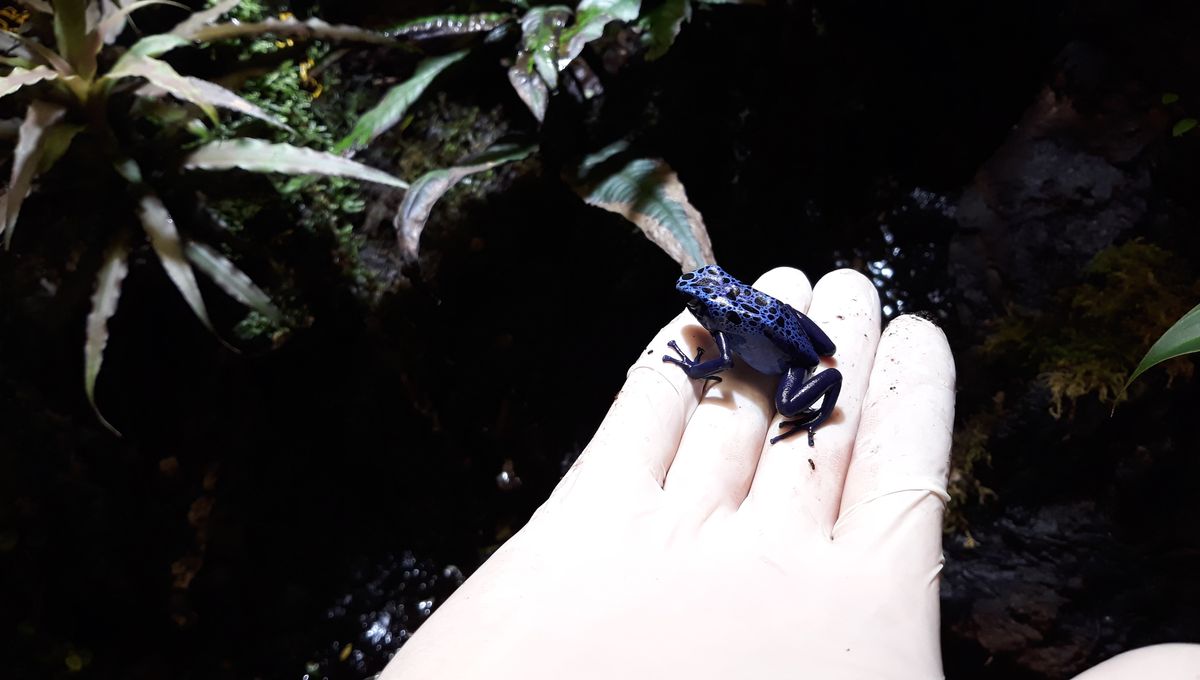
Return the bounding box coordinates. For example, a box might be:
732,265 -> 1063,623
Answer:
948,41 -> 1167,330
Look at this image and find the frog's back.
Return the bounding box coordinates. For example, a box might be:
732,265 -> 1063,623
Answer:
679,266 -> 819,375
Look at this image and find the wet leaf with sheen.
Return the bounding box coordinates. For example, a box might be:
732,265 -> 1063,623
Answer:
184,139 -> 409,188
396,143 -> 535,260
335,50 -> 468,154
387,13 -> 511,39
85,239 -> 130,436
570,141 -> 714,271
135,75 -> 291,130
558,0 -> 639,69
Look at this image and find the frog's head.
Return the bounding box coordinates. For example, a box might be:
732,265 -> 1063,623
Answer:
675,264 -> 736,326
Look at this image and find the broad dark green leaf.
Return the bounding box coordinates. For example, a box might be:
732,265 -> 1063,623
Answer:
167,0 -> 240,39
1126,302 -> 1200,389
4,100 -> 66,247
571,141 -> 714,270
507,53 -> 548,121
396,143 -> 535,259
641,0 -> 691,60
387,13 -> 512,39
334,50 -> 468,154
558,0 -> 638,69
184,139 -> 410,188
35,122 -> 83,173
85,238 -> 130,436
519,6 -> 570,88
185,241 -> 282,322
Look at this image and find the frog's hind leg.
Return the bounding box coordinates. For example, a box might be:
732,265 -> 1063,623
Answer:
663,331 -> 734,383
771,367 -> 842,446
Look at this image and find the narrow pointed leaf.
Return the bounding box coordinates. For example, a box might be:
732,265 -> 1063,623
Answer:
570,142 -> 714,271
167,0 -> 240,38
53,0 -> 93,78
641,0 -> 691,60
35,122 -> 83,173
93,0 -> 189,53
127,33 -> 188,57
1125,302 -> 1200,389
106,53 -> 218,122
335,49 -> 468,154
0,65 -> 57,100
5,100 -> 66,247
386,13 -> 511,40
396,143 -> 535,259
557,0 -> 639,69
3,29 -> 75,74
184,139 -> 409,188
85,239 -> 130,436
135,75 -> 292,130
137,188 -> 214,329
185,241 -> 282,322
191,17 -> 393,45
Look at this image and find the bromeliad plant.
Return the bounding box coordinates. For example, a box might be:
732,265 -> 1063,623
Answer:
0,0 -> 412,433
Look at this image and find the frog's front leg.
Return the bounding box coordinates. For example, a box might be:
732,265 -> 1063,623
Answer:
663,331 -> 734,383
771,366 -> 842,446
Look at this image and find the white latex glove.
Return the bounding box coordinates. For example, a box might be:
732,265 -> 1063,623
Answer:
385,267 -> 956,679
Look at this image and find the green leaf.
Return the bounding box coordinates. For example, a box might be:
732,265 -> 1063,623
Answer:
185,241 -> 282,322
184,138 -> 409,188
84,238 -> 130,436
35,122 -> 83,173
558,0 -> 639,69
0,65 -> 57,101
396,143 -> 535,259
92,0 -> 188,52
1125,302 -> 1200,389
115,161 -> 215,332
127,33 -> 189,58
134,73 -> 292,130
334,49 -> 469,154
167,0 -> 241,39
386,13 -> 512,39
190,17 -> 394,45
3,29 -> 75,75
1172,118 -> 1197,137
506,55 -> 548,122
1161,92 -> 1180,105
105,54 -> 218,122
641,0 -> 691,60
53,0 -> 93,78
519,6 -> 570,88
570,141 -> 714,270
3,100 -> 66,248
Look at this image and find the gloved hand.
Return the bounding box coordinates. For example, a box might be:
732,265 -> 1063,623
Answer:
386,267 -> 956,679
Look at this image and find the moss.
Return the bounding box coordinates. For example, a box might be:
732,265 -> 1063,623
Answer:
982,240 -> 1199,418
946,391 -> 1003,537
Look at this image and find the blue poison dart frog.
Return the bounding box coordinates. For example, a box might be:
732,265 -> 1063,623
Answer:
664,265 -> 842,446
